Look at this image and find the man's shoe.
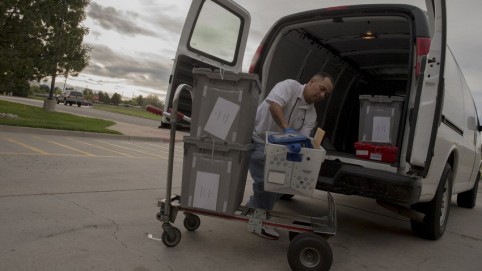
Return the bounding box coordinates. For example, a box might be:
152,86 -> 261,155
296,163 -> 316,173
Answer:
256,226 -> 279,240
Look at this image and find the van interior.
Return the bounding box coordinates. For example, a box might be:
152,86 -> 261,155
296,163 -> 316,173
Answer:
259,6 -> 430,164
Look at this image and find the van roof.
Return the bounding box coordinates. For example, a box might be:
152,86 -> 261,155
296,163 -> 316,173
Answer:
255,4 -> 430,80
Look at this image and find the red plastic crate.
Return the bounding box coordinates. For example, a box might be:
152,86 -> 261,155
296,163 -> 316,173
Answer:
354,142 -> 398,163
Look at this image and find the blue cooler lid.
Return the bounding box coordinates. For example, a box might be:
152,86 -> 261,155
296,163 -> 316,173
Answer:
268,133 -> 312,148
268,133 -> 313,162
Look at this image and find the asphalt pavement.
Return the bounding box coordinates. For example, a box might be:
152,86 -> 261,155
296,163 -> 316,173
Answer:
1,95 -> 481,270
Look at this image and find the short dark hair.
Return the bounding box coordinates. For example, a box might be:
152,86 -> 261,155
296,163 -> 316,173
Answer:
312,72 -> 335,86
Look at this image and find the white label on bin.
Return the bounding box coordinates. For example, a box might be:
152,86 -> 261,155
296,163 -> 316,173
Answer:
203,85 -> 208,97
227,161 -> 232,174
356,150 -> 369,156
192,156 -> 197,168
267,171 -> 286,185
193,171 -> 219,211
204,97 -> 240,140
372,116 -> 390,143
370,153 -> 382,161
223,201 -> 227,213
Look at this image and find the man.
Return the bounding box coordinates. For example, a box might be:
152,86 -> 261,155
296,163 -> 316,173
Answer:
247,72 -> 335,239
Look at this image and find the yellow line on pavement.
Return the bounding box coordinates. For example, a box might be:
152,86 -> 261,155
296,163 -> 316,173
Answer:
0,151 -> 36,155
144,141 -> 184,154
66,138 -> 134,157
94,139 -> 160,157
32,135 -> 94,156
1,137 -> 49,155
122,141 -> 182,158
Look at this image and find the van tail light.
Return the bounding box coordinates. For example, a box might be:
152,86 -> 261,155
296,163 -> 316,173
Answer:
416,37 -> 431,77
249,44 -> 263,74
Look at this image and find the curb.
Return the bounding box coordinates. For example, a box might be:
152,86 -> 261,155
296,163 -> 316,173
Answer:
0,125 -> 184,143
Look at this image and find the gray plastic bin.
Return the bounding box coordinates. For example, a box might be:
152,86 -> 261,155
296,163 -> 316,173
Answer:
358,95 -> 404,145
190,68 -> 260,144
180,136 -> 253,214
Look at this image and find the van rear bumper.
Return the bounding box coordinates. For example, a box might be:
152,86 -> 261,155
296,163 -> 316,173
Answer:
316,165 -> 421,204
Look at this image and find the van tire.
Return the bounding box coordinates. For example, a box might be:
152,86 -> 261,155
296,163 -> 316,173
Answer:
457,172 -> 479,208
410,163 -> 453,240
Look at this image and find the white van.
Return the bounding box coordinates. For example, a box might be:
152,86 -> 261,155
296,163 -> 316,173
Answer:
164,0 -> 481,241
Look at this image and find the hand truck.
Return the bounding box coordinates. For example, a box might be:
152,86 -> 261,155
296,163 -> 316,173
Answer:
150,84 -> 337,271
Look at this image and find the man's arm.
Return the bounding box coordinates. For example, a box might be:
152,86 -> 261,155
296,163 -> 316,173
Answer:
268,101 -> 289,130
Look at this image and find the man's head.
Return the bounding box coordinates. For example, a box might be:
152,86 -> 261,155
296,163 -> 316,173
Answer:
303,72 -> 334,104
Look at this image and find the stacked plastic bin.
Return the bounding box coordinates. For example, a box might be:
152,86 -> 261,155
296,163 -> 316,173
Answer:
355,95 -> 404,163
180,68 -> 260,214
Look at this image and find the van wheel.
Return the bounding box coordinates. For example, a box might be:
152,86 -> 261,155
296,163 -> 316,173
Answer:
410,163 -> 453,240
77,103 -> 82,107
457,172 -> 479,208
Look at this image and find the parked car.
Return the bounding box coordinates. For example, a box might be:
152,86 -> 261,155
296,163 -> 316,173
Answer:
56,92 -> 67,104
81,99 -> 93,106
57,90 -> 84,107
166,0 -> 480,245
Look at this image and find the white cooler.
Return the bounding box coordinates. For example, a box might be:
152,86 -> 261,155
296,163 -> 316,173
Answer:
264,134 -> 326,197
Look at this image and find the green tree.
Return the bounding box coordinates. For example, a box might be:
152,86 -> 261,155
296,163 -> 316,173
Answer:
144,94 -> 163,109
0,0 -> 91,99
111,92 -> 121,105
83,87 -> 93,100
98,91 -> 110,104
0,1 -> 44,96
135,95 -> 144,107
38,0 -> 91,100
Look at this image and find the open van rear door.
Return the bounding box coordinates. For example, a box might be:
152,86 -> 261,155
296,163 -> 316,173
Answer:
406,0 -> 446,176
161,0 -> 251,126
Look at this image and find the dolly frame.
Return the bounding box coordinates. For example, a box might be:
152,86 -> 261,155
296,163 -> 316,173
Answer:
153,83 -> 337,270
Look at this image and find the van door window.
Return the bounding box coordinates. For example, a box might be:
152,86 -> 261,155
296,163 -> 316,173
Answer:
189,0 -> 242,64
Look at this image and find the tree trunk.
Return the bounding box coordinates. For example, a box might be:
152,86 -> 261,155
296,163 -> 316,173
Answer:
49,71 -> 56,100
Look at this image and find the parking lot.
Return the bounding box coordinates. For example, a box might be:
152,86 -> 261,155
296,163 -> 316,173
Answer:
0,129 -> 481,271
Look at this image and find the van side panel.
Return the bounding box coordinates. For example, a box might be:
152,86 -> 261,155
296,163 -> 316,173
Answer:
419,46 -> 480,201
443,48 -> 472,191
460,64 -> 480,191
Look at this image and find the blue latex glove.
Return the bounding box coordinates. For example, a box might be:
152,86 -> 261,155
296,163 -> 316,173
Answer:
282,128 -> 296,133
286,143 -> 301,153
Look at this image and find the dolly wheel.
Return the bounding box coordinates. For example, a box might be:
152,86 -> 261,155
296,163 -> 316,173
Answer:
288,233 -> 332,271
161,227 -> 181,247
183,213 -> 201,231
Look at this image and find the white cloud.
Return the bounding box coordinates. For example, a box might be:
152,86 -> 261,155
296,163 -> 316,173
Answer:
71,0 -> 482,114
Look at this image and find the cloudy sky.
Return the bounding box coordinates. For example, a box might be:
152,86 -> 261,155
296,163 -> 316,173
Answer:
64,0 -> 482,113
